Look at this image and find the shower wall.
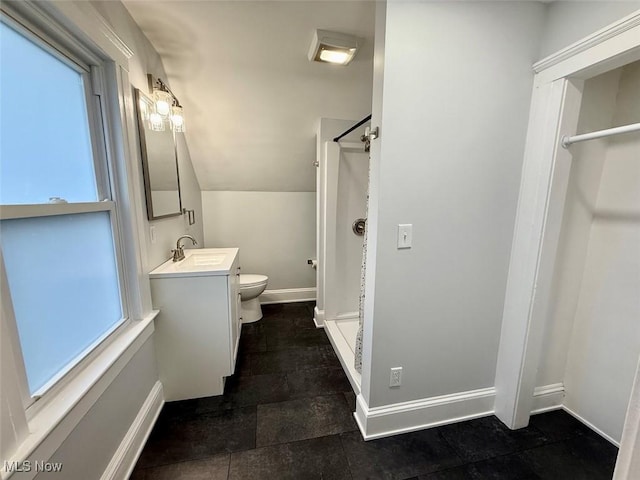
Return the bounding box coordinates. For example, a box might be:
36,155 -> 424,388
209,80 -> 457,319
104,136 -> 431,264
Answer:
334,150 -> 369,317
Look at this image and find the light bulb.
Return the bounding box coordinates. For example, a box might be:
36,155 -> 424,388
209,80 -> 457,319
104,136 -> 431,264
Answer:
319,50 -> 350,64
154,89 -> 172,117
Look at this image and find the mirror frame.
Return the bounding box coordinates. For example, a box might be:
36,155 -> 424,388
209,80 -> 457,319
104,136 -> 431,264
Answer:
134,88 -> 183,220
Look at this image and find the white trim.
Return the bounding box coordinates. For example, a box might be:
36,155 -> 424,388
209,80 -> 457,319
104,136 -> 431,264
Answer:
354,387 -> 495,440
93,11 -> 134,61
37,1 -> 133,69
534,17 -> 640,85
4,314 -> 157,480
313,306 -> 325,328
531,383 -> 565,414
0,255 -> 32,410
563,406 -> 619,447
112,60 -> 153,317
101,381 -> 164,480
494,78 -> 574,428
259,287 -> 316,305
533,10 -> 640,74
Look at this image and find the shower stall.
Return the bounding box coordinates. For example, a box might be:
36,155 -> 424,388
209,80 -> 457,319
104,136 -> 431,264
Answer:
315,118 -> 370,393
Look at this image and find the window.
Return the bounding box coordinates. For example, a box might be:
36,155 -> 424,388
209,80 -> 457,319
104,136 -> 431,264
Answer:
0,17 -> 127,398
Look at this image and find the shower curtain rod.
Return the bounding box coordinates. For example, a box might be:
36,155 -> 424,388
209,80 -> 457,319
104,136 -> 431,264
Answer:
333,114 -> 372,142
561,122 -> 640,148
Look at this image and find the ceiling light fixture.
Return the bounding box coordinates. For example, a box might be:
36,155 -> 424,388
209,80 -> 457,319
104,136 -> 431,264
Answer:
308,29 -> 360,66
147,74 -> 186,132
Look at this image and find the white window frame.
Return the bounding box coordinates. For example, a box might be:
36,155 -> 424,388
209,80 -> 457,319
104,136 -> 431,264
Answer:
0,7 -> 133,414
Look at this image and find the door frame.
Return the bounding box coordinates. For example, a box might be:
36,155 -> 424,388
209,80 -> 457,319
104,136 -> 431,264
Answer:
492,10 -> 640,478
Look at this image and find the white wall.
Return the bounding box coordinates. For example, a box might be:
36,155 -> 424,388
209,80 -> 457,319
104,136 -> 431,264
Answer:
539,1 -> 640,59
364,1 -> 545,408
562,62 -> 640,443
92,1 -> 204,271
202,191 -> 316,291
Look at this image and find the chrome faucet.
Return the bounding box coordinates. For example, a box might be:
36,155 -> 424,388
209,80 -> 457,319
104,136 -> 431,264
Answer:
172,235 -> 198,262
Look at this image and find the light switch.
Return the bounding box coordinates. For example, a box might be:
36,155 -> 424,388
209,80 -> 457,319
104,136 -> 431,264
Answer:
150,225 -> 157,244
397,224 -> 412,249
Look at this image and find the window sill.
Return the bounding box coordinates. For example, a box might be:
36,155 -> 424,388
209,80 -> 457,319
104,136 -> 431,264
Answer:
3,311 -> 158,479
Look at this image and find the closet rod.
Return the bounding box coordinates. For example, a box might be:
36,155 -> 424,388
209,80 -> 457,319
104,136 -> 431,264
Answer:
561,122 -> 640,148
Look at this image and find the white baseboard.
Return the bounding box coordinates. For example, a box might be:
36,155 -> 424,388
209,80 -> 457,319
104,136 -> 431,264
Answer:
101,381 -> 164,480
313,306 -> 325,328
531,383 -> 565,414
354,387 -> 496,440
563,405 -> 620,447
529,385 -> 620,447
260,287 -> 316,305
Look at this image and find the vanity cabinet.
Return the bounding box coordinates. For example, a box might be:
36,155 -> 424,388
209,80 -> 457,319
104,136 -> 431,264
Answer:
150,248 -> 241,401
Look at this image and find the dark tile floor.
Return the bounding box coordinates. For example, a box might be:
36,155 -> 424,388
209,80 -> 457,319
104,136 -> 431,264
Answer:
131,302 -> 619,479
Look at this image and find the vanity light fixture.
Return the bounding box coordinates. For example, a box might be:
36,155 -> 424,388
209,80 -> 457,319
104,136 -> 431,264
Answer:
308,29 -> 360,66
147,74 -> 186,132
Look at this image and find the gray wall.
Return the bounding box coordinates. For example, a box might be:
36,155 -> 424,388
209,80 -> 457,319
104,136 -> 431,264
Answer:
202,191 -> 316,290
362,0 -> 640,411
93,1 -> 204,270
365,1 -> 546,408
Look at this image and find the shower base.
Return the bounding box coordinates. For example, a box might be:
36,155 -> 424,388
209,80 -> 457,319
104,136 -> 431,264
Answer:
324,313 -> 362,395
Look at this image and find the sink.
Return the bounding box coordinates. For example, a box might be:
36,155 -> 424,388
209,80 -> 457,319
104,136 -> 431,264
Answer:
149,247 -> 239,278
181,253 -> 226,268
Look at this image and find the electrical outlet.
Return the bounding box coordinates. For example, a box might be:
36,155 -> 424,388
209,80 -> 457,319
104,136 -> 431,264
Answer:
390,367 -> 402,387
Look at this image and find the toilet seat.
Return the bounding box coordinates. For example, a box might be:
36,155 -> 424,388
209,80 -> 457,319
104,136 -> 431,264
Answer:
240,274 -> 268,288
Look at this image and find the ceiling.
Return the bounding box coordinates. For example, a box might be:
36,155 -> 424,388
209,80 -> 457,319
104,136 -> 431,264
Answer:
123,1 -> 375,192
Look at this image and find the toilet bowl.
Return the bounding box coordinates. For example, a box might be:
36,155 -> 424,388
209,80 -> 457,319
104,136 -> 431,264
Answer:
239,274 -> 268,323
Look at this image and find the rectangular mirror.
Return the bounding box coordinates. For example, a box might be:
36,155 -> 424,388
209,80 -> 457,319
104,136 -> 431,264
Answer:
135,88 -> 182,220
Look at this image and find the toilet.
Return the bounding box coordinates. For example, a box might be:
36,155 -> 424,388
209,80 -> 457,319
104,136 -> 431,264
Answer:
239,274 -> 268,323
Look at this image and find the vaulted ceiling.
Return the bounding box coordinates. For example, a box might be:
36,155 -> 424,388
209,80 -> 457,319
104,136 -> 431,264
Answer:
123,1 -> 375,192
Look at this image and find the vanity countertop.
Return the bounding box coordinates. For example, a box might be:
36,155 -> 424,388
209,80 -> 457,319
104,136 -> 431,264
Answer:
149,247 -> 239,278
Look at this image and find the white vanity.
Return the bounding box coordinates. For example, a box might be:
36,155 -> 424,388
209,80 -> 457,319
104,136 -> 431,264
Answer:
149,248 -> 241,401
